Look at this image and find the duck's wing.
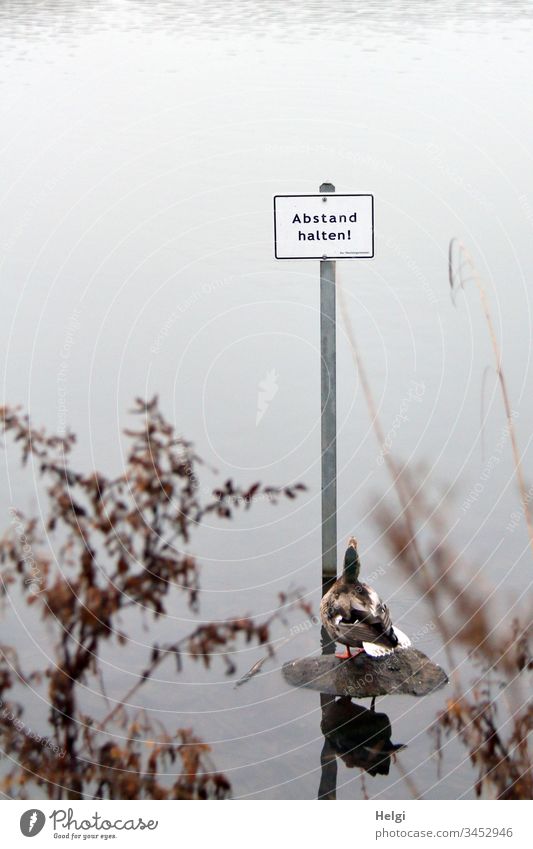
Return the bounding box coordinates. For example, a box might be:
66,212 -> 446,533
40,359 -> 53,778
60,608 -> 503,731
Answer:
328,587 -> 394,648
333,606 -> 397,648
332,583 -> 407,650
358,586 -> 411,655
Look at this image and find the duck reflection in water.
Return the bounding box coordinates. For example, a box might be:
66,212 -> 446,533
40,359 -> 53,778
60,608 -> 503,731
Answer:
318,695 -> 405,799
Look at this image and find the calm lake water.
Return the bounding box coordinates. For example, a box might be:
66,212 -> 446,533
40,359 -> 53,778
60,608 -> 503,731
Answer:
1,1 -> 532,799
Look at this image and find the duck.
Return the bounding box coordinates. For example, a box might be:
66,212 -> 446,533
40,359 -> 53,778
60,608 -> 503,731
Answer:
320,537 -> 411,659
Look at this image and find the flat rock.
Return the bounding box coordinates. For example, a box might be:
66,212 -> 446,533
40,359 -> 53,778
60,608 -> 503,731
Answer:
282,648 -> 448,698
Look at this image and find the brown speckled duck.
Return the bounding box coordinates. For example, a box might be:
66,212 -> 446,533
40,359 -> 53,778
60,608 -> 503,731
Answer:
320,537 -> 411,659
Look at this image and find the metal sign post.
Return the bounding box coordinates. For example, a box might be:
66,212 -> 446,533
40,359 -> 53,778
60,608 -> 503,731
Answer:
273,185 -> 374,587
319,182 -> 337,584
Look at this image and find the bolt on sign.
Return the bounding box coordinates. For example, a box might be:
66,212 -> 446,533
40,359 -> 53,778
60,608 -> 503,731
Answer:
273,193 -> 374,260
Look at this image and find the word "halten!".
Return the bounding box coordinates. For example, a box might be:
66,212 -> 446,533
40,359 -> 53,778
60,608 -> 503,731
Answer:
292,211 -> 357,242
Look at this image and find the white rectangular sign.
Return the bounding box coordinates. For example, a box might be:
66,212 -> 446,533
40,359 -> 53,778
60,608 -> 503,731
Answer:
273,193 -> 374,260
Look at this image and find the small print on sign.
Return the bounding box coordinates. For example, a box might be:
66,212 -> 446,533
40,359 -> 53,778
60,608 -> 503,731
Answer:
273,194 -> 374,260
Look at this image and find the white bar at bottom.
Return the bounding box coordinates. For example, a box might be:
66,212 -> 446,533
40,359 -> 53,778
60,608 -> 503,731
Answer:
3,799 -> 530,847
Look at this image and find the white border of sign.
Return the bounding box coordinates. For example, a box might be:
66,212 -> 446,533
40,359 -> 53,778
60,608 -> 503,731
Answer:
273,193 -> 374,260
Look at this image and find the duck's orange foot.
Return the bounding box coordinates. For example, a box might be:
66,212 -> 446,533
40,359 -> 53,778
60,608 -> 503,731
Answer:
335,647 -> 363,660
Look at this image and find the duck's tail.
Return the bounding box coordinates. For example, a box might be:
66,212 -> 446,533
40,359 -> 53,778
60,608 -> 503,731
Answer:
362,626 -> 411,658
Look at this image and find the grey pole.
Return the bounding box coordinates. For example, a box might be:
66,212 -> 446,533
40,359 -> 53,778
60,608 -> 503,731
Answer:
319,181 -> 337,587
